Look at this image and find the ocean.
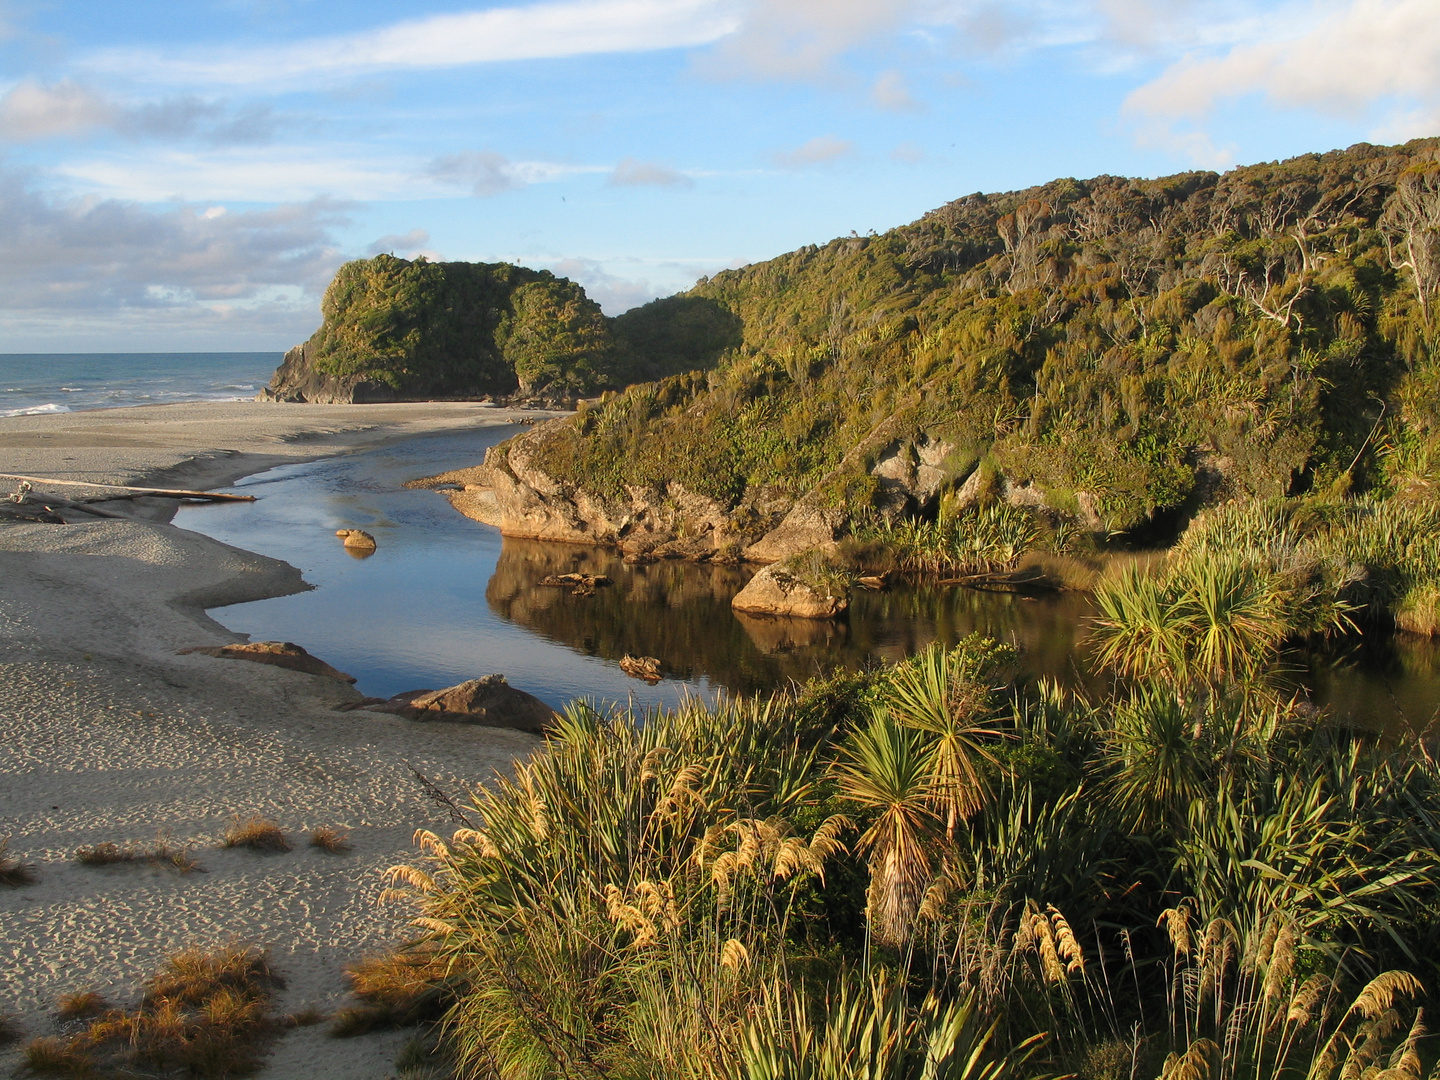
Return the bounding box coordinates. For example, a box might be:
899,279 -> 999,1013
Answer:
0,352 -> 281,417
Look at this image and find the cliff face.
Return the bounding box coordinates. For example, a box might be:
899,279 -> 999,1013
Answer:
264,255 -> 738,404
494,139 -> 1440,547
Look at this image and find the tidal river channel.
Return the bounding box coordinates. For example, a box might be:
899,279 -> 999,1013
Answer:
178,425 -> 1440,734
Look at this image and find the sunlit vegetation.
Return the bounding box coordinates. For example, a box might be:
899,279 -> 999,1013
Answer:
522,139 -> 1440,561
220,816 -> 291,854
0,836 -> 36,887
74,836 -> 203,874
299,256 -> 735,400
373,635 -> 1440,1078
23,946 -> 284,1078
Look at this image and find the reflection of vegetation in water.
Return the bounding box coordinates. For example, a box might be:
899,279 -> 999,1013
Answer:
486,537 -> 1097,694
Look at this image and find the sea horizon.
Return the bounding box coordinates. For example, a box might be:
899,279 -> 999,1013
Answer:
0,351 -> 281,418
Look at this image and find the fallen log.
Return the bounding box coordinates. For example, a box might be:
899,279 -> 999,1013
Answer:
937,566 -> 1059,593
0,473 -> 255,502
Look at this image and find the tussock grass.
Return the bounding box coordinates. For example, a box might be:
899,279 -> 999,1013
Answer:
56,992 -> 109,1020
221,816 -> 291,853
0,836 -> 37,887
281,1006 -> 326,1028
74,836 -> 202,874
308,827 -> 351,853
0,1013 -> 21,1047
23,945 -> 284,1078
328,949 -> 453,1039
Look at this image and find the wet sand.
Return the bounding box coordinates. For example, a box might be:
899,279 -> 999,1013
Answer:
0,401 -> 556,1077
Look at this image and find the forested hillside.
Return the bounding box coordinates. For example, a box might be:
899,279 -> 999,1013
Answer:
526,139 -> 1440,534
263,255 -> 729,403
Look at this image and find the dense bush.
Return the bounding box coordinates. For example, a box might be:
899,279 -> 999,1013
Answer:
525,139 -> 1440,534
382,637 -> 1440,1079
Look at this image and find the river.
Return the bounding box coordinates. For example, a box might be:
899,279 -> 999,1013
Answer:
178,425 -> 1440,733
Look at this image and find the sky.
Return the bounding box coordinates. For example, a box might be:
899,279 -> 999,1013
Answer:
0,0 -> 1436,352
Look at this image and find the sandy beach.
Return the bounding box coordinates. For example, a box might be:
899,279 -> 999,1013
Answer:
0,401 -> 558,1077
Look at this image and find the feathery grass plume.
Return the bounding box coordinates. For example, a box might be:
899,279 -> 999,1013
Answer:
1158,904 -> 1194,960
221,815 -> 291,853
1349,972 -> 1425,1020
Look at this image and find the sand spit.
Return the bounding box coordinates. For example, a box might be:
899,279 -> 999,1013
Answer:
0,402 -> 553,1077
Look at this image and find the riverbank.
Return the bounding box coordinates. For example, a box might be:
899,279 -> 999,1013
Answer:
0,401 -> 560,1078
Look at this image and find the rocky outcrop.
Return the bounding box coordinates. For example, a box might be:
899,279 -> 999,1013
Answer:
177,641 -> 356,682
259,342 -> 401,404
365,675 -> 556,734
731,562 -> 849,619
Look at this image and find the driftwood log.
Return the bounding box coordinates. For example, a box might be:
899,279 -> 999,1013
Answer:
937,566 -> 1059,593
0,473 -> 255,502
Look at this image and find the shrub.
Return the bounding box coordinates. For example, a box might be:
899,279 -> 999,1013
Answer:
221,816 -> 291,853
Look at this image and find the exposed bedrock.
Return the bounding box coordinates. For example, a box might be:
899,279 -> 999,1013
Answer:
419,418 -> 1185,564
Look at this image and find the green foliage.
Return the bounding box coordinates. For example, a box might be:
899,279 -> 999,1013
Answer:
521,138 -> 1440,538
303,254 -> 726,401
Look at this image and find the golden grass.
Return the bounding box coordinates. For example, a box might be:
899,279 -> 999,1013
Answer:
74,836 -> 202,874
282,1005 -> 327,1028
309,826 -> 351,853
221,815 -> 291,853
20,1036 -> 96,1077
328,948 -> 453,1039
0,836 -> 37,887
56,992 -> 109,1020
24,944 -> 284,1078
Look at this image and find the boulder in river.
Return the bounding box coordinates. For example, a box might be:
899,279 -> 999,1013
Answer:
731,560 -> 849,619
177,641 -> 357,683
365,675 -> 556,734
336,528 -> 377,553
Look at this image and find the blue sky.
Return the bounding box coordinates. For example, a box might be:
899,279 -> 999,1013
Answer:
0,0 -> 1436,351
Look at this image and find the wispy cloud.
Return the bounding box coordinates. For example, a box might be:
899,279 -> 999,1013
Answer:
699,0 -> 916,81
1124,0 -> 1440,159
0,79 -> 281,144
89,0 -> 743,88
367,228 -> 433,258
872,70 -> 920,111
607,157 -> 694,187
427,150 -> 605,198
773,134 -> 854,169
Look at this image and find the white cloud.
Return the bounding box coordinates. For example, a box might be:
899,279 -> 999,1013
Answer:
548,256 -> 662,312
1125,0 -> 1440,154
367,228 -> 432,257
0,80 -> 114,140
0,166 -> 346,324
0,79 -> 281,144
773,134 -> 855,168
427,150 -> 604,198
89,0 -> 743,88
608,157 -> 694,187
872,70 -> 920,111
700,0 -> 915,80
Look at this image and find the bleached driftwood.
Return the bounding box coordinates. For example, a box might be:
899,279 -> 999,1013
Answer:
0,473 -> 255,502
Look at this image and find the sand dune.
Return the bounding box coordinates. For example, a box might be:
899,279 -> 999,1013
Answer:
0,402 -> 553,1077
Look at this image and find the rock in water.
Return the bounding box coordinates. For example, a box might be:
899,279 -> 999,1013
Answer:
336,529 -> 377,552
731,562 -> 849,619
619,655 -> 662,683
366,675 -> 556,734
177,642 -> 357,682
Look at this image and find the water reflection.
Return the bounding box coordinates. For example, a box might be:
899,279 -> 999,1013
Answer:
176,429 -> 1439,733
486,538 -> 1102,696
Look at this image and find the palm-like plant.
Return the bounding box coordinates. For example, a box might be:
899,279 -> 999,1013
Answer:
834,708 -> 936,947
1090,565 -> 1185,682
1101,686 -> 1212,834
1168,557 -> 1286,686
884,644 -> 1006,835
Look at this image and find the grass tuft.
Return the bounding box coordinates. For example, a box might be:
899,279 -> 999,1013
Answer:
309,827 -> 351,853
27,945 -> 284,1078
56,992 -> 109,1020
221,815 -> 291,853
21,1036 -> 96,1077
282,1005 -> 327,1028
328,1005 -> 396,1038
0,1013 -> 21,1047
0,836 -> 37,887
74,836 -> 202,874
